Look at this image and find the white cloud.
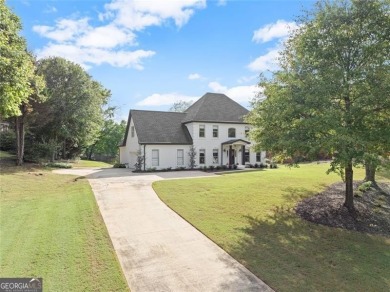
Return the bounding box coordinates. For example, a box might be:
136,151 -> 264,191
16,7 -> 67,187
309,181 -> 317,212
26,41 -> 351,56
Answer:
252,20 -> 299,43
208,82 -> 259,103
32,0 -> 205,69
102,0 -> 206,30
33,18 -> 90,42
136,93 -> 197,106
188,73 -> 201,80
248,48 -> 280,72
208,81 -> 227,93
237,74 -> 258,84
77,24 -> 136,48
36,44 -> 155,69
217,0 -> 227,6
44,6 -> 57,13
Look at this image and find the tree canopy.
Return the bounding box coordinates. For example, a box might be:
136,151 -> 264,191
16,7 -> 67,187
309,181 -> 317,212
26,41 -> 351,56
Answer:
85,107 -> 126,161
0,0 -> 35,118
33,57 -> 111,159
169,100 -> 193,112
247,0 -> 390,212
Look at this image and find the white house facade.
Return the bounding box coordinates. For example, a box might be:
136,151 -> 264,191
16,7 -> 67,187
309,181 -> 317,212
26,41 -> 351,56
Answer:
119,93 -> 266,170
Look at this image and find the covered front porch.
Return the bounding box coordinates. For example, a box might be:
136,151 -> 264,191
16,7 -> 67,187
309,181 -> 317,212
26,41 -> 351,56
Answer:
221,139 -> 251,166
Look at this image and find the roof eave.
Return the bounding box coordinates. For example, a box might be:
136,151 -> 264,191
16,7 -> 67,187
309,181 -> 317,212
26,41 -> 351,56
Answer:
182,120 -> 249,125
139,142 -> 193,145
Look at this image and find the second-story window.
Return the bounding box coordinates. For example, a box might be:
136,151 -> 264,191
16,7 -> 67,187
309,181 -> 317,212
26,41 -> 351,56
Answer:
199,125 -> 205,138
213,125 -> 218,138
245,126 -> 250,137
228,128 -> 236,138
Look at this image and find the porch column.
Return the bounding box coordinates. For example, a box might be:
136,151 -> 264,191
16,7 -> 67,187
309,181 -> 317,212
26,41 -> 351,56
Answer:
241,145 -> 245,165
229,145 -> 233,165
221,144 -> 223,165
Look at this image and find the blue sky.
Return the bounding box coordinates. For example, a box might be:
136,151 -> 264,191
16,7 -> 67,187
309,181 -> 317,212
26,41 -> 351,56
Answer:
9,0 -> 314,121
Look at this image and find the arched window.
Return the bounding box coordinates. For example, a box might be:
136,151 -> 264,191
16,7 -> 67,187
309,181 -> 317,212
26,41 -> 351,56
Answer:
228,128 -> 236,138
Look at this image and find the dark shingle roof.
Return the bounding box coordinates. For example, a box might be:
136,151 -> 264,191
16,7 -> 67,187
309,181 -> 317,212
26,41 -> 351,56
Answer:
121,110 -> 193,145
182,92 -> 249,123
120,93 -> 250,146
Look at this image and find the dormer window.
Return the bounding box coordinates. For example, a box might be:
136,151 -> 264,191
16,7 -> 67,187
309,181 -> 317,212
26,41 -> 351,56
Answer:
228,128 -> 236,138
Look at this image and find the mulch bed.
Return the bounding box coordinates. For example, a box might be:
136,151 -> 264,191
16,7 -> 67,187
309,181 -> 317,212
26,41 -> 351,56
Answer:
295,181 -> 390,237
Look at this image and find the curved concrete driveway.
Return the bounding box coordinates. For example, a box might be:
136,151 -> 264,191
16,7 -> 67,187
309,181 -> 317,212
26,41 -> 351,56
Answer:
54,168 -> 272,292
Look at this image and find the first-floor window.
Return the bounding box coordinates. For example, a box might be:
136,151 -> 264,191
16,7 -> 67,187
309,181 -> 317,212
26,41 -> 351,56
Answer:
213,149 -> 218,164
245,149 -> 250,163
199,149 -> 205,164
256,152 -> 261,162
152,149 -> 159,166
177,149 -> 184,166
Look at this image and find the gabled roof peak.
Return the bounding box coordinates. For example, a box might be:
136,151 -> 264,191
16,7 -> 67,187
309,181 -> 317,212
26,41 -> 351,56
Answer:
182,92 -> 249,123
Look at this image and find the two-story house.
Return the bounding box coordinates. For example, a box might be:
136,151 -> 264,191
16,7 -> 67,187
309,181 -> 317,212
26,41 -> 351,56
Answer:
119,92 -> 266,170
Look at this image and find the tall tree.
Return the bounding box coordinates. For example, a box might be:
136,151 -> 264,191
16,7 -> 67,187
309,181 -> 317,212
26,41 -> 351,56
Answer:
14,56 -> 46,165
85,107 -> 126,161
0,1 -> 46,165
34,57 -> 111,159
0,0 -> 35,118
247,0 -> 390,213
169,100 -> 193,112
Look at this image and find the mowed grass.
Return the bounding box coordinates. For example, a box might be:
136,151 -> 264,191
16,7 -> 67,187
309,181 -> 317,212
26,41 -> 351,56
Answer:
72,159 -> 113,168
0,151 -> 15,159
0,167 -> 128,291
153,163 -> 390,291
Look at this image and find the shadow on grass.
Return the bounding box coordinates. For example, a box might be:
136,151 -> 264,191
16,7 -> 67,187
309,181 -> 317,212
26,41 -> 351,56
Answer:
229,206 -> 390,291
282,186 -> 317,201
0,156 -> 44,174
216,253 -> 273,292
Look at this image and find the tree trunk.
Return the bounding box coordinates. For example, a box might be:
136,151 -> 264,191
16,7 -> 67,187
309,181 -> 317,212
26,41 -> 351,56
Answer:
344,162 -> 355,213
87,145 -> 95,160
364,161 -> 377,186
15,116 -> 25,166
62,140 -> 66,160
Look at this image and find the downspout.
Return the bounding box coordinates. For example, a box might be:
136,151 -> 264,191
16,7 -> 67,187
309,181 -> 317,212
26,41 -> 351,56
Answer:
143,144 -> 146,171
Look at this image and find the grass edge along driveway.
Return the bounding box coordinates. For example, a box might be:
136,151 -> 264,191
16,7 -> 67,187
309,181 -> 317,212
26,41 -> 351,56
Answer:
0,167 -> 129,291
153,163 -> 390,292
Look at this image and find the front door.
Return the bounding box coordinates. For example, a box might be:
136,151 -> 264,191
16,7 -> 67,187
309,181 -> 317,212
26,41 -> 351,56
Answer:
229,146 -> 235,165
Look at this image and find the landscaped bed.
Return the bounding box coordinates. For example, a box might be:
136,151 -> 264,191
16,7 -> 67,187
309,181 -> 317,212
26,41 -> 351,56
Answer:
296,181 -> 390,237
153,163 -> 390,291
0,154 -> 128,291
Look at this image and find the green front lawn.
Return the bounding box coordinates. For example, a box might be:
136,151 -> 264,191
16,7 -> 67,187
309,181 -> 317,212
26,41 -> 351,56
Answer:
153,163 -> 390,291
0,150 -> 15,159
0,168 -> 128,291
72,159 -> 113,168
